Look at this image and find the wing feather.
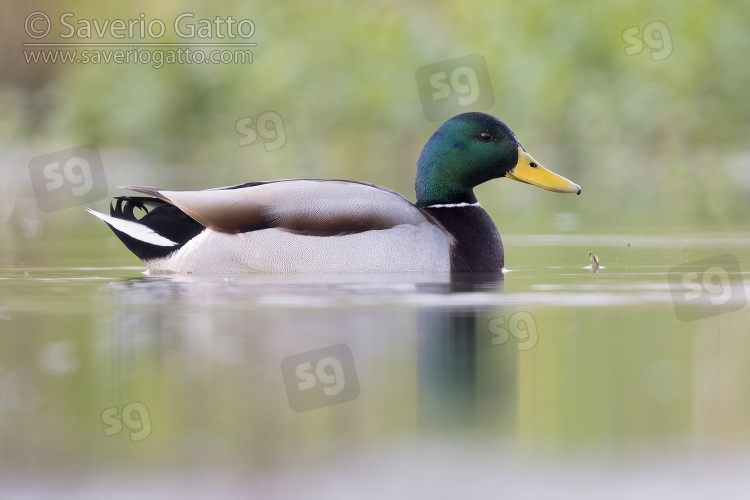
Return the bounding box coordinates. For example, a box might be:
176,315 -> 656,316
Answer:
123,180 -> 435,236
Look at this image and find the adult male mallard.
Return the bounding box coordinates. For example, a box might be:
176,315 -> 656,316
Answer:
88,112 -> 580,273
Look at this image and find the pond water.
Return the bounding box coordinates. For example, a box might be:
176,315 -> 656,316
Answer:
2,234 -> 750,498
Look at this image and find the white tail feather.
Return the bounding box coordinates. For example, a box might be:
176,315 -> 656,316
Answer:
86,208 -> 178,247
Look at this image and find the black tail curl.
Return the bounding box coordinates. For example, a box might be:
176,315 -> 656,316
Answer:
106,196 -> 206,262
111,196 -> 168,220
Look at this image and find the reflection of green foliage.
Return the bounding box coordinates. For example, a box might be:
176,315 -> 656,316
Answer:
6,0 -> 750,233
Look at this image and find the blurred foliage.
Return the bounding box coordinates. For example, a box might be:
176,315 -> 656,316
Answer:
2,0 -> 750,256
3,2 -> 750,476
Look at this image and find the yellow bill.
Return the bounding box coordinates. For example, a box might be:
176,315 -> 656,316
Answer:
505,147 -> 581,194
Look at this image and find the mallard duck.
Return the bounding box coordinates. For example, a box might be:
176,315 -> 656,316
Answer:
88,112 -> 580,273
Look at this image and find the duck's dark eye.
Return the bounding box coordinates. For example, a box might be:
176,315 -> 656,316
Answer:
530,162 -> 538,168
478,131 -> 493,142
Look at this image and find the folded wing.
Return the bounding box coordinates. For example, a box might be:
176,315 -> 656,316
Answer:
124,179 -> 434,236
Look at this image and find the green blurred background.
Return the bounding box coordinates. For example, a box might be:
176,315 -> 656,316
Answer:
3,4 -> 750,492
1,0 -> 749,267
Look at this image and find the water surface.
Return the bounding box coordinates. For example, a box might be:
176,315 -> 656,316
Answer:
2,235 -> 750,498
